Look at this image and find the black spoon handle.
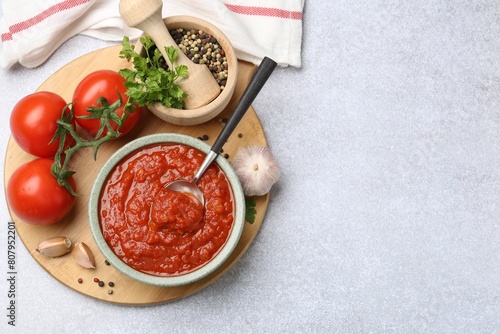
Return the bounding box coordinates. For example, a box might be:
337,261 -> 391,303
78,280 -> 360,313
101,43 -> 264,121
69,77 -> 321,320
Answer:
211,56 -> 277,154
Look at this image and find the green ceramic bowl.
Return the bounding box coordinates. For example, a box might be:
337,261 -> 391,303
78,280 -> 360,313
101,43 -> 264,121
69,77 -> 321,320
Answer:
88,133 -> 245,286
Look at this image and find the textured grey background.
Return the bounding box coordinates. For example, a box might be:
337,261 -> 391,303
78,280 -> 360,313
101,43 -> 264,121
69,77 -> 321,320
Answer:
1,1 -> 500,333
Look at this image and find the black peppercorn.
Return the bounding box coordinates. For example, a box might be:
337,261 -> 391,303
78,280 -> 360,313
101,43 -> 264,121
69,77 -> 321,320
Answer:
168,27 -> 228,91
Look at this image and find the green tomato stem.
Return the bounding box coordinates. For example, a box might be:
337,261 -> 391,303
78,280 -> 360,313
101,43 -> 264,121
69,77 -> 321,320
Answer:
50,97 -> 132,196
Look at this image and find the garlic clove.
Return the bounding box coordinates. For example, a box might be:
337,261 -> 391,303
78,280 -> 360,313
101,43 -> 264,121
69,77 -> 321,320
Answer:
232,146 -> 281,196
36,236 -> 72,257
72,242 -> 96,269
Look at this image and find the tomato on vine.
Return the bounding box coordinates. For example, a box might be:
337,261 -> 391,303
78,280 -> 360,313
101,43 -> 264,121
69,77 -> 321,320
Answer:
9,91 -> 75,158
72,70 -> 142,138
7,158 -> 76,225
7,69 -> 145,227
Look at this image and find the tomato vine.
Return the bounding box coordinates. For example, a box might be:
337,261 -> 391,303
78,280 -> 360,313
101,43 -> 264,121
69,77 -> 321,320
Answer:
50,96 -> 128,196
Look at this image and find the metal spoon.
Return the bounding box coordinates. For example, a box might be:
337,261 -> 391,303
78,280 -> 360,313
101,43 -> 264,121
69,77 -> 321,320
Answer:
166,57 -> 278,205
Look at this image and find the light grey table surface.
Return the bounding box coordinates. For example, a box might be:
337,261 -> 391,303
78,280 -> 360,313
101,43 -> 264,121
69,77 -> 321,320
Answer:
1,1 -> 500,333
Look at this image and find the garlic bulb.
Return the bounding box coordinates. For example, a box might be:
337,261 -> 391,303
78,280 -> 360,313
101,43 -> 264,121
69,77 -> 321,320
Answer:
232,146 -> 281,196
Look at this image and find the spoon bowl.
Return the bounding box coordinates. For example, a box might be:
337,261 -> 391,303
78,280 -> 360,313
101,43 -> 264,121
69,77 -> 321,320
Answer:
164,57 -> 277,206
166,180 -> 204,206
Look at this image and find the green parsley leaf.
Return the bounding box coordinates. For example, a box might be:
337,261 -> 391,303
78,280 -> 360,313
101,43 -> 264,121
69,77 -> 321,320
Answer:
119,35 -> 187,110
176,65 -> 188,78
166,46 -> 178,65
245,198 -> 257,224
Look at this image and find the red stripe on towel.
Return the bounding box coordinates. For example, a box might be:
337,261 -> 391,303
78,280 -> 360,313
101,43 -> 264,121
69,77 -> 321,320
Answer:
1,0 -> 92,42
224,4 -> 302,20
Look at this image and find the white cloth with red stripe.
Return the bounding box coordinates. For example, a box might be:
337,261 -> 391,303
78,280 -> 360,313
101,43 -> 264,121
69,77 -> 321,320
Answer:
0,0 -> 304,69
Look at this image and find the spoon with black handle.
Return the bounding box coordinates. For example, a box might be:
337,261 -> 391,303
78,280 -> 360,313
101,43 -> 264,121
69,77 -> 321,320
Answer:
165,56 -> 278,206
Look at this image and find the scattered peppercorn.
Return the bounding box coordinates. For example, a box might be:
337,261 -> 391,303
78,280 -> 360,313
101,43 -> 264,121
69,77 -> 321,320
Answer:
98,281 -> 105,287
107,289 -> 113,295
78,278 -> 83,284
93,278 -> 100,283
104,260 -> 110,266
238,133 -> 243,138
202,134 -> 209,141
224,153 -> 229,159
108,281 -> 115,287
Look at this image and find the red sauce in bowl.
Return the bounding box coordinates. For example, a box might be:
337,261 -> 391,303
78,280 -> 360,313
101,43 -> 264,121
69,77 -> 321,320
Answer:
99,143 -> 234,276
150,188 -> 204,234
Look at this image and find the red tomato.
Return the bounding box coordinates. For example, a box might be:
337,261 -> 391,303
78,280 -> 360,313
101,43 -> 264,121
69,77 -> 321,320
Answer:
10,91 -> 75,158
72,70 -> 141,138
7,158 -> 76,225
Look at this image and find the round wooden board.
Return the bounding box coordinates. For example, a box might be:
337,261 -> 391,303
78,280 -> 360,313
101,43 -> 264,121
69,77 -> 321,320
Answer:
3,45 -> 269,305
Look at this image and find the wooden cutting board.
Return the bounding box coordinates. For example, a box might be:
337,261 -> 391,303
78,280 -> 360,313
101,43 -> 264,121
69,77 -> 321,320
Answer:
3,45 -> 269,305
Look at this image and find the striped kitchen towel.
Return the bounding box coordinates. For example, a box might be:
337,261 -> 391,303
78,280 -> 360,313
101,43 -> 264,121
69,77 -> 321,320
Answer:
0,0 -> 304,69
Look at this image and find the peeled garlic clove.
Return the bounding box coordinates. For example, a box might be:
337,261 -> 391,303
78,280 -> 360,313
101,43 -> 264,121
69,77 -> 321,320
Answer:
36,236 -> 72,257
72,242 -> 96,269
232,146 -> 281,196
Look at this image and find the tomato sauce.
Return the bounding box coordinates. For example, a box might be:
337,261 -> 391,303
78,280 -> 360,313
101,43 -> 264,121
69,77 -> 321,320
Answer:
99,143 -> 234,276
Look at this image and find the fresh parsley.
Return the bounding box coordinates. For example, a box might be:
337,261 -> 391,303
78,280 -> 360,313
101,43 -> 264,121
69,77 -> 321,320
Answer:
119,36 -> 188,110
245,198 -> 257,224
